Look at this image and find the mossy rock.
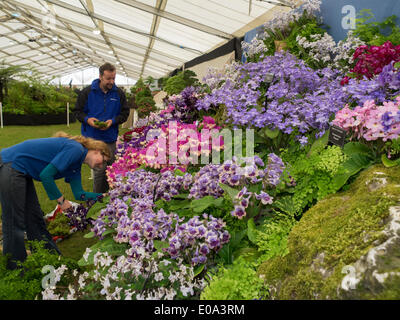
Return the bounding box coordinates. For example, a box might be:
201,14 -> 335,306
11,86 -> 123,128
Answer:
258,164 -> 400,299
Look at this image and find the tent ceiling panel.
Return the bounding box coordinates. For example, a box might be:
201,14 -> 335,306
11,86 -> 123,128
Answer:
147,51 -> 185,67
49,4 -> 98,28
1,56 -> 21,64
17,50 -> 39,59
2,21 -> 26,30
10,58 -> 32,65
0,0 -> 293,81
30,54 -> 50,61
151,40 -> 198,62
93,0 -> 155,32
38,57 -> 58,65
164,0 -> 274,33
0,25 -> 10,33
3,44 -> 29,54
103,24 -> 152,47
155,18 -> 222,53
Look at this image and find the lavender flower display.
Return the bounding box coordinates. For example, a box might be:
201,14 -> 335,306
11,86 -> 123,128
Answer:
92,169 -> 194,240
164,86 -> 203,123
91,172 -> 229,266
187,154 -> 286,220
196,52 -> 347,144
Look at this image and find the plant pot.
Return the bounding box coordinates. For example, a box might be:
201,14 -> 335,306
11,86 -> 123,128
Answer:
274,40 -> 287,52
2,112 -> 76,126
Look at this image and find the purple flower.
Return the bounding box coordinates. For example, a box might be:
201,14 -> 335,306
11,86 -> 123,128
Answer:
231,205 -> 246,219
255,191 -> 273,205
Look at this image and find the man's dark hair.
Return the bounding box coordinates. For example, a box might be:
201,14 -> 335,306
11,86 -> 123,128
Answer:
99,62 -> 116,75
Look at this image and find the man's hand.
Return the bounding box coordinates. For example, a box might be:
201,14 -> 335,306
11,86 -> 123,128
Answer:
99,119 -> 113,131
87,117 -> 99,128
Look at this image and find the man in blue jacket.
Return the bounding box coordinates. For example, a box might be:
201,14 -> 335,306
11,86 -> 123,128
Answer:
75,62 -> 129,193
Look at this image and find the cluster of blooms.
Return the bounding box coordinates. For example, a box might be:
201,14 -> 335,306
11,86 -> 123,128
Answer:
342,61 -> 400,106
109,169 -> 193,203
93,169 -> 194,239
42,249 -> 208,300
242,37 -> 269,60
332,97 -> 400,142
294,31 -> 365,73
242,0 -> 321,60
108,116 -> 223,186
188,155 -> 285,219
163,213 -> 230,265
263,0 -> 321,38
161,86 -> 203,123
92,179 -> 229,266
231,154 -> 285,219
341,41 -> 400,85
64,195 -> 104,231
331,31 -> 366,73
115,113 -> 166,159
295,32 -> 336,67
196,51 -> 347,144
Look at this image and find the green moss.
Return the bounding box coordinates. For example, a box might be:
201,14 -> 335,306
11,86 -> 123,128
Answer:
258,165 -> 400,299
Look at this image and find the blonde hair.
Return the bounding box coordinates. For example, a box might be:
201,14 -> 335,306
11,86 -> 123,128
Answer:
52,131 -> 111,159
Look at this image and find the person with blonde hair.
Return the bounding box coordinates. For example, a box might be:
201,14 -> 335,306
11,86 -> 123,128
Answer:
0,131 -> 110,269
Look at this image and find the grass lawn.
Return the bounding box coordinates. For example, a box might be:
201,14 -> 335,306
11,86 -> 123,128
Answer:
0,121 -> 130,260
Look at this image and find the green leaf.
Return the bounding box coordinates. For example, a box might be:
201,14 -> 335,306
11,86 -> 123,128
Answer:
307,130 -> 329,157
264,127 -> 280,139
154,199 -> 165,209
331,153 -> 373,190
234,247 -> 261,261
83,231 -> 95,239
169,199 -> 191,210
174,169 -> 185,176
213,197 -> 224,207
343,142 -> 374,159
193,264 -> 205,277
153,240 -> 169,251
219,183 -> 239,201
172,193 -> 189,199
247,218 -> 259,245
381,154 -> 400,168
343,153 -> 374,175
191,196 -> 215,213
217,229 -> 247,265
394,62 -> 400,69
86,197 -> 109,220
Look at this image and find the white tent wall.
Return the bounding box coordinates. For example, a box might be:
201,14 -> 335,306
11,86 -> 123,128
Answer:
49,66 -> 136,88
187,51 -> 235,83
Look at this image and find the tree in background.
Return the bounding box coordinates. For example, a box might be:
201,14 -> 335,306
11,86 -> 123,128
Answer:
0,60 -> 24,102
130,78 -> 157,118
163,70 -> 199,96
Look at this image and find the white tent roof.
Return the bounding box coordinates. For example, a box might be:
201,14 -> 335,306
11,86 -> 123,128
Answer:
0,0 -> 295,81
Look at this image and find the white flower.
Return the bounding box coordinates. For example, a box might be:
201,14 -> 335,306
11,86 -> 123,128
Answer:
180,284 -> 194,297
83,247 -> 92,262
124,289 -> 133,300
161,259 -> 172,266
164,288 -> 177,300
154,272 -> 164,282
66,285 -> 76,300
